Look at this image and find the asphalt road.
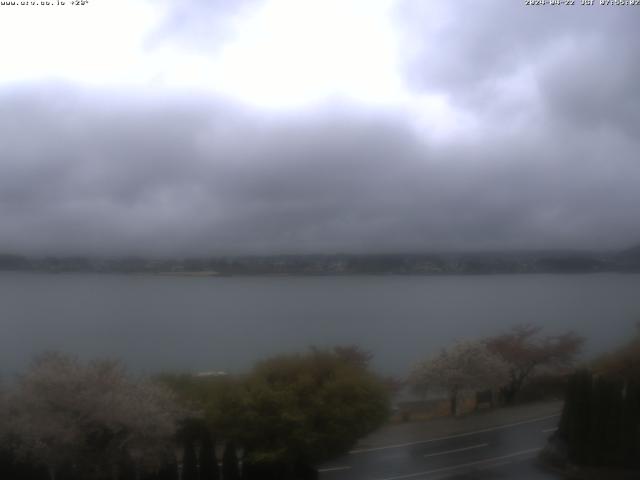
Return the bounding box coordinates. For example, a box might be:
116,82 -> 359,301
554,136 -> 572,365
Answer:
318,414 -> 563,480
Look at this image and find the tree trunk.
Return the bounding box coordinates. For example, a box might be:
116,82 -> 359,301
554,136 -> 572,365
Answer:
450,391 -> 458,416
500,385 -> 517,404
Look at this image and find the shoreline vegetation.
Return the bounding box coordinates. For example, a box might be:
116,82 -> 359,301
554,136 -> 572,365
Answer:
1,347 -> 391,480
1,244 -> 640,276
3,326 -> 635,478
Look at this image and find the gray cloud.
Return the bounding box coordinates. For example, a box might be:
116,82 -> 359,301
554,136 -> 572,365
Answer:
1,83 -> 639,256
397,0 -> 640,131
1,2 -> 639,256
146,0 -> 259,52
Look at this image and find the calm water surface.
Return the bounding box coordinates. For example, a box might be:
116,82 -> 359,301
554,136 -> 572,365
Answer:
1,272 -> 639,376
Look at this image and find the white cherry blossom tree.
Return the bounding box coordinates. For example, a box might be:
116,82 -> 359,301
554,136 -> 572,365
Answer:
411,340 -> 509,416
5,352 -> 185,480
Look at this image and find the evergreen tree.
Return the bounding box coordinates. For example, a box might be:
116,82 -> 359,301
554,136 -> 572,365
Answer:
294,462 -> 318,480
621,381 -> 640,467
222,442 -> 240,480
0,449 -> 13,479
559,369 -> 592,464
120,453 -> 138,480
154,458 -> 179,480
240,459 -> 283,480
198,431 -> 219,480
182,439 -> 198,480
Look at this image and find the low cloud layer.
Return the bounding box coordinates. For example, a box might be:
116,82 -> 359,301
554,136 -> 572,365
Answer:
0,1 -> 638,255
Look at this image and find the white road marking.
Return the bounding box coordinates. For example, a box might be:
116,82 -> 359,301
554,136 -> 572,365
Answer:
375,447 -> 542,480
475,459 -> 512,470
318,466 -> 352,473
350,413 -> 560,454
542,427 -> 557,433
414,459 -> 515,480
423,443 -> 488,458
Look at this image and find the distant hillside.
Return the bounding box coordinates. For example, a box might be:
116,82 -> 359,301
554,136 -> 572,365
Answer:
1,245 -> 639,275
0,254 -> 30,270
620,244 -> 640,257
614,243 -> 640,271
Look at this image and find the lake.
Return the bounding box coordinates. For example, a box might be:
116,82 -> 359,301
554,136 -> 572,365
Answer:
1,272 -> 639,377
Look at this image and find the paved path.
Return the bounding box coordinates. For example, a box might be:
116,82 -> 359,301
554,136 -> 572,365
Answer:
318,401 -> 564,480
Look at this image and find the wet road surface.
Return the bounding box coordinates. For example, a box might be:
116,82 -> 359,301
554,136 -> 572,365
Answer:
318,414 -> 563,480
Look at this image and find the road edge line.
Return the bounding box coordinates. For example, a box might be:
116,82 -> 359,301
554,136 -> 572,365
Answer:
350,413 -> 560,454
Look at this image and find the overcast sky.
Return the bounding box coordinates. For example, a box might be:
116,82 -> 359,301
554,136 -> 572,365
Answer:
0,0 -> 638,256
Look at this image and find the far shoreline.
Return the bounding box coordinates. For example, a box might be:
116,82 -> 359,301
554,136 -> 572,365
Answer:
1,269 -> 639,278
